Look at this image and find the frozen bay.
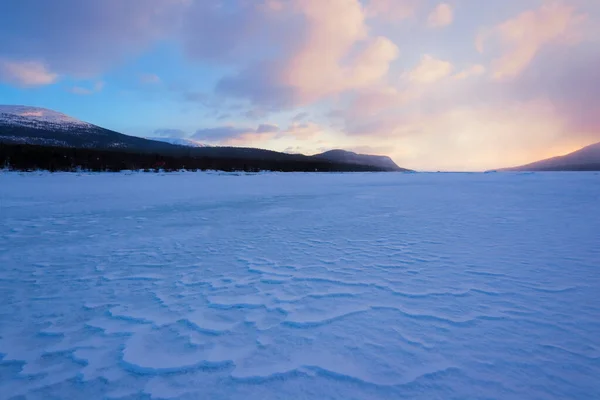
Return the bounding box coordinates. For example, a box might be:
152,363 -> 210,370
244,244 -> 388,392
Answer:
1,171 -> 599,399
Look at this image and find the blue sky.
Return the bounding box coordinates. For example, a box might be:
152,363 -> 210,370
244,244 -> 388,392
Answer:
1,0 -> 599,170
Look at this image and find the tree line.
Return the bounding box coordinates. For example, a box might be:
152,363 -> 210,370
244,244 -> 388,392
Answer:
0,142 -> 386,173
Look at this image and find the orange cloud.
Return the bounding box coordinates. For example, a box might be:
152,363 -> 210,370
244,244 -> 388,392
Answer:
478,1 -> 586,80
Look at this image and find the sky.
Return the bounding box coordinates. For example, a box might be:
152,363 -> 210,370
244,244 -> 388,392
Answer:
1,0 -> 599,171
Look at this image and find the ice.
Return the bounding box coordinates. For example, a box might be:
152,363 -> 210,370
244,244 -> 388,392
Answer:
1,171 -> 600,399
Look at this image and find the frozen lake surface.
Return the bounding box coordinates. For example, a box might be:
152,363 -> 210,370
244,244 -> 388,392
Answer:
1,171 -> 599,399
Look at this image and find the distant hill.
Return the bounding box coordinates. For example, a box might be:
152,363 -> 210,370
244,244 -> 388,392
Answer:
0,105 -> 410,172
145,137 -> 209,148
313,150 -> 408,171
502,142 -> 600,171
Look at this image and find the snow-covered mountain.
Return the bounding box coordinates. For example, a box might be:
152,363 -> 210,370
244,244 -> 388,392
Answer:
1,105 -> 409,171
145,137 -> 209,148
503,142 -> 600,171
0,105 -> 178,151
0,105 -> 94,132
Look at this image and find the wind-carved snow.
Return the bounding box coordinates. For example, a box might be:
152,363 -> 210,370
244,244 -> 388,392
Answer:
1,172 -> 599,399
0,105 -> 94,132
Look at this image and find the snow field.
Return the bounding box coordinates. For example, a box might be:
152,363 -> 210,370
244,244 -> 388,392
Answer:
1,171 -> 599,399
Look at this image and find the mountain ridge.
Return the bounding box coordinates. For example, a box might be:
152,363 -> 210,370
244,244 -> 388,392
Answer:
0,105 -> 409,172
313,149 -> 404,171
501,141 -> 600,171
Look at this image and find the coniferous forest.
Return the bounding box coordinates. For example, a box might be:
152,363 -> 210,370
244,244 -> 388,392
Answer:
0,142 -> 388,173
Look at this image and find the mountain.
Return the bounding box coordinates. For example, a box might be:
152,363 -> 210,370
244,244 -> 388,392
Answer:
502,142 -> 600,171
313,149 -> 408,171
0,105 -> 177,151
0,105 -> 410,172
145,137 -> 209,148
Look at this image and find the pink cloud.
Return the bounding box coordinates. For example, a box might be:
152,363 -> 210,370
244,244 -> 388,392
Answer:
408,55 -> 453,83
214,0 -> 399,107
365,0 -> 421,21
478,1 -> 586,80
453,64 -> 486,80
0,60 -> 58,86
280,0 -> 399,103
427,3 -> 454,28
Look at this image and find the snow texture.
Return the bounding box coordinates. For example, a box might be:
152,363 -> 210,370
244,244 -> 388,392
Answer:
0,105 -> 93,132
1,171 -> 599,399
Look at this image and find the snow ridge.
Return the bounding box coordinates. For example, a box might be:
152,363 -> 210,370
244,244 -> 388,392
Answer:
0,105 -> 94,133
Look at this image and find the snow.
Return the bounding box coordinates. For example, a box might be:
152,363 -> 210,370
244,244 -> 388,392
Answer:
1,171 -> 599,399
146,137 -> 209,148
0,105 -> 93,131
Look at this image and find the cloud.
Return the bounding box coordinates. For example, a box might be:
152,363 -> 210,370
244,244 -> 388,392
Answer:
427,3 -> 454,28
192,123 -> 281,144
282,122 -> 323,139
292,112 -> 310,121
365,0 -> 421,21
0,0 -> 185,76
478,1 -> 586,80
244,108 -> 270,120
408,55 -> 453,83
191,120 -> 323,147
0,60 -> 58,86
193,126 -> 253,141
1,0 -> 400,108
453,64 -> 486,80
506,41 -> 600,138
344,86 -> 410,120
222,131 -> 276,147
70,81 -> 104,95
180,1 -> 272,63
153,129 -> 187,139
215,0 -> 399,107
257,124 -> 280,133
